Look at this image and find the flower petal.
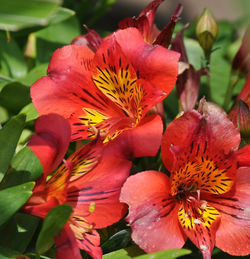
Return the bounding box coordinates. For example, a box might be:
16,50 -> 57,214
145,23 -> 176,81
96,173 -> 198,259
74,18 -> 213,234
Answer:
114,27 -> 180,94
55,224 -> 82,259
28,114 -> 71,176
162,105 -> 241,172
236,144 -> 250,167
120,171 -> 186,252
67,154 -> 132,228
178,204 -> 221,259
207,167 -> 250,256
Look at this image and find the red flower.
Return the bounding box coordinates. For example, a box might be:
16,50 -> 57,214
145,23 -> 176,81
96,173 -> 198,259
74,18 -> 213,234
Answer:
120,101 -> 250,259
24,114 -> 132,259
31,27 -> 179,148
119,0 -> 183,47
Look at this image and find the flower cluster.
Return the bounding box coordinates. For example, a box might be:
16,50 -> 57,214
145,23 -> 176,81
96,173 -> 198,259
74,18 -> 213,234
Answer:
2,1 -> 248,259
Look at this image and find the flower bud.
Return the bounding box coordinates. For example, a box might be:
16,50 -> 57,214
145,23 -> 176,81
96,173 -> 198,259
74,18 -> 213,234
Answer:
229,100 -> 250,141
196,8 -> 218,52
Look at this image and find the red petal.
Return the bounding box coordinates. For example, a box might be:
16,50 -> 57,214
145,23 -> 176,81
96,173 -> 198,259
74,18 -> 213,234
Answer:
207,167 -> 250,256
120,171 -> 186,252
124,114 -> 163,157
76,230 -> 102,259
114,28 -> 180,94
28,114 -> 71,176
236,144 -> 250,167
162,106 -> 241,172
161,110 -> 202,171
55,224 -> 82,259
67,156 -> 131,228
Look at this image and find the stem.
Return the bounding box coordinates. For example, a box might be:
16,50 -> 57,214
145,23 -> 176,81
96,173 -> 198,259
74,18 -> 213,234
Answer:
205,51 -> 211,101
223,71 -> 240,111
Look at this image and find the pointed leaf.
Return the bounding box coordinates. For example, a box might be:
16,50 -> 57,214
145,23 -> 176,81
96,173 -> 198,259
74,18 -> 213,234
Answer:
0,213 -> 40,253
19,103 -> 39,122
0,182 -> 34,227
0,113 -> 26,181
0,32 -> 27,79
36,204 -> 73,254
135,249 -> 191,259
0,0 -> 61,31
103,245 -> 145,259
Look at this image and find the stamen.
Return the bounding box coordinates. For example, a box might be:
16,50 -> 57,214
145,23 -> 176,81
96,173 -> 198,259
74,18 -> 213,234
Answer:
200,245 -> 207,251
193,218 -> 202,225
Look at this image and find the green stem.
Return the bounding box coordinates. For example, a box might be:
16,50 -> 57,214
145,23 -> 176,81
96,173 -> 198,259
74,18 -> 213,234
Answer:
204,51 -> 211,101
223,71 -> 240,111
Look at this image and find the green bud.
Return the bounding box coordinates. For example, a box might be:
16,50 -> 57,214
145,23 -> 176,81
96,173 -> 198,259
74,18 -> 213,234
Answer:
196,8 -> 218,52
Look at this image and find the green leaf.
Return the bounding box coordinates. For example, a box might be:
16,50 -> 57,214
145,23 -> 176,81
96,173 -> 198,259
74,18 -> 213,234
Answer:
19,63 -> 48,87
103,245 -> 145,259
0,82 -> 31,114
12,146 -> 43,181
0,32 -> 27,79
0,213 -> 40,253
101,229 -> 131,254
0,114 -> 26,181
48,7 -> 75,25
0,146 -> 43,189
19,103 -> 39,122
135,248 -> 191,259
184,38 -> 204,70
0,0 -> 62,31
0,245 -> 19,258
0,182 -> 34,227
36,15 -> 80,64
36,204 -> 73,254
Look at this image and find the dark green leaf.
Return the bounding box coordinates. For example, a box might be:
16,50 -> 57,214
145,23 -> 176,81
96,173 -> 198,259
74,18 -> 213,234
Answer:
0,213 -> 40,253
0,245 -> 19,258
0,146 -> 43,189
0,32 -> 27,79
135,248 -> 191,259
36,16 -> 80,64
0,0 -> 62,31
36,204 -> 73,254
0,82 -> 31,114
0,114 -> 25,181
12,146 -> 43,181
0,182 -> 34,227
101,229 -> 131,253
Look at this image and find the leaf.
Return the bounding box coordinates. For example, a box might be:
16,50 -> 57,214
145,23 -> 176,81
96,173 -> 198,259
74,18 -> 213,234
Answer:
19,103 -> 39,122
0,113 -> 26,181
0,0 -> 62,31
135,248 -> 191,259
0,32 -> 27,79
49,7 -> 75,25
0,182 -> 34,227
184,38 -> 204,70
36,204 -> 73,254
103,245 -> 145,259
0,82 -> 31,115
0,213 -> 40,253
0,245 -> 19,258
35,15 -> 80,64
101,229 -> 131,254
20,63 -> 48,87
0,146 -> 43,188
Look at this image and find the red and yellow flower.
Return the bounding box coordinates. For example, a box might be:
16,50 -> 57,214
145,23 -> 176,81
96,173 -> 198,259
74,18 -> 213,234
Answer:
31,27 -> 179,148
120,101 -> 250,259
23,114 -> 132,259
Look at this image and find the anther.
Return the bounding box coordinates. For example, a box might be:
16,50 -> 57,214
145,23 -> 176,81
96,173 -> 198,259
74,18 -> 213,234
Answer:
193,218 -> 202,225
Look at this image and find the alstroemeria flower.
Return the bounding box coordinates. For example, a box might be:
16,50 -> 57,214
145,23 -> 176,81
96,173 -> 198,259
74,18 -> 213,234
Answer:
120,101 -> 250,259
31,28 -> 179,146
119,0 -> 182,47
23,114 -> 132,259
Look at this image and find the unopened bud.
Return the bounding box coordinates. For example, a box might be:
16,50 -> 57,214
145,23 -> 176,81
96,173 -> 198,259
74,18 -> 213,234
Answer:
196,8 -> 218,52
229,100 -> 250,140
